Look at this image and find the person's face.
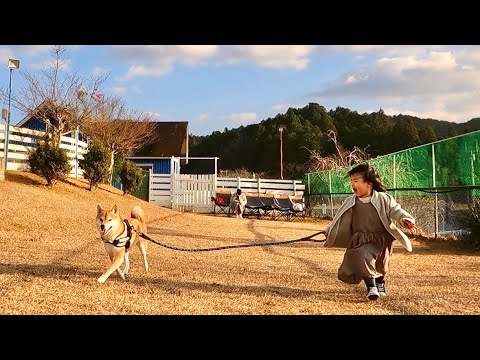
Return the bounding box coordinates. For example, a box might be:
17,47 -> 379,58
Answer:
350,173 -> 372,198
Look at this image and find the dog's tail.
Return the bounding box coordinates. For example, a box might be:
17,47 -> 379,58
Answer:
131,206 -> 146,230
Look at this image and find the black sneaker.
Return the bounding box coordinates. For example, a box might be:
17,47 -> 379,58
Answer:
366,286 -> 379,300
376,282 -> 386,297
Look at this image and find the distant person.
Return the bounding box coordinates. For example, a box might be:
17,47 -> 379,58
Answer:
323,163 -> 418,301
230,188 -> 247,218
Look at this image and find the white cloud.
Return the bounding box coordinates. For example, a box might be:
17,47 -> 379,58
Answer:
271,103 -> 306,112
381,101 -> 480,123
318,45 -> 452,58
309,46 -> 480,123
31,59 -> 71,70
131,86 -> 142,94
218,45 -> 315,70
123,64 -> 173,80
110,45 -> 218,80
220,112 -> 257,123
0,47 -> 14,61
376,51 -> 457,73
110,45 -> 316,80
14,45 -> 52,56
92,66 -> 108,77
144,111 -> 160,119
111,87 -> 127,95
321,45 -> 387,54
198,113 -> 211,121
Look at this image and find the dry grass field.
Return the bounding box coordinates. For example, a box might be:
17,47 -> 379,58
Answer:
1,171 -> 479,315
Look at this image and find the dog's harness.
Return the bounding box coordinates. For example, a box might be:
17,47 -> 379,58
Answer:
102,219 -> 133,250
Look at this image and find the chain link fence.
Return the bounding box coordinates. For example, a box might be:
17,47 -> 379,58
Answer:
304,130 -> 480,237
306,187 -> 480,237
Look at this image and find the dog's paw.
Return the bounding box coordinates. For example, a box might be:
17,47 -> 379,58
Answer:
97,275 -> 108,284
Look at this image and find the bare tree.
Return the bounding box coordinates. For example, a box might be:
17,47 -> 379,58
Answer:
218,168 -> 267,179
0,45 -> 108,145
304,130 -> 370,172
81,94 -> 158,182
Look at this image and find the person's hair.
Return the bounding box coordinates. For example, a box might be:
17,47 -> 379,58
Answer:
348,163 -> 387,192
236,188 -> 242,195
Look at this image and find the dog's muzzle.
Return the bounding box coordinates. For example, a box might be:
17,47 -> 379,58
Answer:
101,225 -> 112,236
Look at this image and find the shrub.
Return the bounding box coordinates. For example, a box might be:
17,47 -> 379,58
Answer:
120,160 -> 143,195
112,153 -> 125,184
79,142 -> 111,191
27,134 -> 72,188
460,198 -> 480,250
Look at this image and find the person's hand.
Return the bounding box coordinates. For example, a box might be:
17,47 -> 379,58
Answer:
403,219 -> 418,233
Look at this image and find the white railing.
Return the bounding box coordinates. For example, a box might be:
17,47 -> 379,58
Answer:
216,177 -> 304,196
149,173 -> 305,213
0,123 -> 88,177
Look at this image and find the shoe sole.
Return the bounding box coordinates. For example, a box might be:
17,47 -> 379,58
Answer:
367,294 -> 379,300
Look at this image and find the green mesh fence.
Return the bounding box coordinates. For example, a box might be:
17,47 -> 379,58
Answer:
306,188 -> 479,236
304,130 -> 480,235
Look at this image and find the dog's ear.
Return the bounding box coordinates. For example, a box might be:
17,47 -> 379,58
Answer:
111,205 -> 118,214
97,205 -> 103,214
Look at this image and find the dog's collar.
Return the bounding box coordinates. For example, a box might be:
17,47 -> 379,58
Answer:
103,219 -> 132,250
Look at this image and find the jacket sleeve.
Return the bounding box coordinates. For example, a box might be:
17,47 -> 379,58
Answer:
386,193 -> 415,226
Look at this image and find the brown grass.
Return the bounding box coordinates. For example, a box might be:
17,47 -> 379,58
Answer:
1,171 -> 479,315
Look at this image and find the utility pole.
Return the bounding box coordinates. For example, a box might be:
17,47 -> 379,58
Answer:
279,126 -> 284,180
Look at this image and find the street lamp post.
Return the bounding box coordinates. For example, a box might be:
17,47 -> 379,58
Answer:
279,126 -> 284,180
3,59 -> 20,173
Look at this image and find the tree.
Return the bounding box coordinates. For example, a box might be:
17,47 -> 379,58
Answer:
419,126 -> 438,144
120,160 -> 144,195
27,134 -> 72,187
304,130 -> 370,172
78,141 -> 111,191
80,95 -> 158,183
389,118 -> 420,152
0,45 -> 108,146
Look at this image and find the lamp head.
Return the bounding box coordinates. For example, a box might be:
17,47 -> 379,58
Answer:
8,59 -> 20,69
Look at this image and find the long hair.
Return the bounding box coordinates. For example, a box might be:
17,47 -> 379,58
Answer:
348,163 -> 387,192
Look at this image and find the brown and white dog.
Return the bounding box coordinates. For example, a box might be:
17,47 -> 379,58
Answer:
96,205 -> 149,284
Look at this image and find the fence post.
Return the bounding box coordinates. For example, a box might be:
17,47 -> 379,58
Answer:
148,169 -> 152,203
393,153 -> 396,199
237,177 -> 241,190
171,172 -> 176,209
432,143 -> 438,238
257,177 -> 261,193
0,158 -> 4,181
329,170 -> 334,217
75,126 -> 79,178
293,179 -> 297,196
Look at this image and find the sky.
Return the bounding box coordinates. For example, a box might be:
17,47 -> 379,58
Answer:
0,45 -> 479,136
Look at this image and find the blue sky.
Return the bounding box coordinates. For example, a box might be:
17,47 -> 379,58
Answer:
0,45 -> 479,136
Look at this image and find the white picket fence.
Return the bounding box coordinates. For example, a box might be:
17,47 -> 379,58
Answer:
149,172 -> 305,213
0,123 -> 88,177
